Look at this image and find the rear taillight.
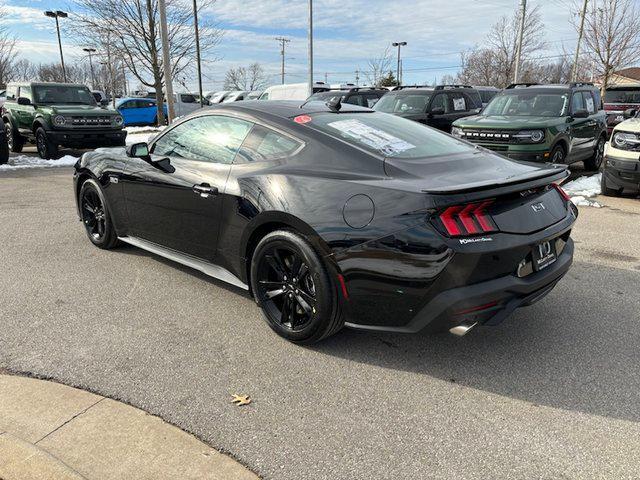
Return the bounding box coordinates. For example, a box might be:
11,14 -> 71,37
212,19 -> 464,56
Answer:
437,201 -> 498,237
552,183 -> 571,202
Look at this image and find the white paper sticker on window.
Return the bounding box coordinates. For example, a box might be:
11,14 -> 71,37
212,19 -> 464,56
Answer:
327,119 -> 415,156
585,96 -> 595,113
453,96 -> 466,111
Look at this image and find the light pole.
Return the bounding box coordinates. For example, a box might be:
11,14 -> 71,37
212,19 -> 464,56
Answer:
192,0 -> 204,107
392,41 -> 407,86
45,10 -> 68,82
308,0 -> 313,97
83,47 -> 97,89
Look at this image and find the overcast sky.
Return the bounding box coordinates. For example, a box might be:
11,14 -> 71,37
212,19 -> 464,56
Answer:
3,0 -> 582,91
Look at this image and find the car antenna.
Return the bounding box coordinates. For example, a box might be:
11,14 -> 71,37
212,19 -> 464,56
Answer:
327,96 -> 342,112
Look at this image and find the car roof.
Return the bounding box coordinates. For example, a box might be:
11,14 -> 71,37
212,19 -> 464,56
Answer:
209,100 -> 372,118
119,97 -> 156,103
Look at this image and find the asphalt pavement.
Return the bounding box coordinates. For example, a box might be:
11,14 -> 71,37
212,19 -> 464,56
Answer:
1,167 -> 640,479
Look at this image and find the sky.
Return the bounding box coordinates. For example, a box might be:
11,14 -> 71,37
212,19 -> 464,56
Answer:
2,0 -> 584,92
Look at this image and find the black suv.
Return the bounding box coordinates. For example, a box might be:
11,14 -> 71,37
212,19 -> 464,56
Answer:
306,87 -> 388,108
372,85 -> 482,133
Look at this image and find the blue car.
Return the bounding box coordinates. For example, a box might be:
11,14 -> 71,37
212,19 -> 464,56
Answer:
116,97 -> 167,126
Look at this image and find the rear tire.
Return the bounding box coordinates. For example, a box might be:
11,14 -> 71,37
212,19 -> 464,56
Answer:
250,230 -> 344,344
35,127 -> 59,159
584,136 -> 605,171
0,125 -> 9,165
5,122 -> 24,153
79,178 -> 119,249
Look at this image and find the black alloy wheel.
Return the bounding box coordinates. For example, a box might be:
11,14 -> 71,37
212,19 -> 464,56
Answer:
35,127 -> 59,159
79,179 -> 119,249
585,136 -> 605,171
251,230 -> 344,344
5,123 -> 24,153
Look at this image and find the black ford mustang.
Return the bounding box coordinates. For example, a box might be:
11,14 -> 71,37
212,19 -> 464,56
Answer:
73,100 -> 577,344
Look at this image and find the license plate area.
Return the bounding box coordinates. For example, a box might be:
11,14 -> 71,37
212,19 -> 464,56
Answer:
532,240 -> 557,271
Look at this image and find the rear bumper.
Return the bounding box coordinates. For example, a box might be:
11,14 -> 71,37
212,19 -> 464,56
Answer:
603,155 -> 640,192
48,129 -> 127,148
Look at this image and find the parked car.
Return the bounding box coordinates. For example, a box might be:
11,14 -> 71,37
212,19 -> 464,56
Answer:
92,90 -> 108,104
0,116 -> 9,164
223,91 -> 250,102
246,91 -> 263,100
373,84 -> 482,133
170,92 -> 209,117
73,101 -> 576,344
306,87 -> 388,108
452,82 -> 607,170
603,84 -> 640,136
207,91 -> 231,104
2,82 -> 126,159
117,97 -> 167,126
473,86 -> 500,107
258,82 -> 330,101
601,108 -> 640,196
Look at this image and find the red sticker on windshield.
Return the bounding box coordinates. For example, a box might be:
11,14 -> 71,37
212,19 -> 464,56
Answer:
294,115 -> 312,124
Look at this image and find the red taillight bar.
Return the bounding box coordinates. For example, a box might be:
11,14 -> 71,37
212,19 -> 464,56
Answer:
552,183 -> 571,202
438,201 -> 497,237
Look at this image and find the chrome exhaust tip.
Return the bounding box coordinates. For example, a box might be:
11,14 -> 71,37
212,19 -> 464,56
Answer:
449,321 -> 478,337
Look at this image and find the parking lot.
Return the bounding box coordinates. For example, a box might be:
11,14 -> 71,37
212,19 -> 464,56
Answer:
1,161 -> 639,479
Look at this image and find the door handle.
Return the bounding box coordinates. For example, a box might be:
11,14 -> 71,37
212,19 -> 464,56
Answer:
192,183 -> 218,198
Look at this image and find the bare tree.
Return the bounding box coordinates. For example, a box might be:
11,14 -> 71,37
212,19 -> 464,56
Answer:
10,59 -> 37,82
457,5 -> 546,87
223,63 -> 268,91
0,8 -> 17,87
71,0 -> 222,124
363,47 -> 393,87
576,0 -> 640,93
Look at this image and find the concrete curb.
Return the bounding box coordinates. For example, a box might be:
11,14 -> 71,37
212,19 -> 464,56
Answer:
0,375 -> 258,480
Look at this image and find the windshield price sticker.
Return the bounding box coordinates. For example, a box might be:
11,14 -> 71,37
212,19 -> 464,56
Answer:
327,119 -> 415,156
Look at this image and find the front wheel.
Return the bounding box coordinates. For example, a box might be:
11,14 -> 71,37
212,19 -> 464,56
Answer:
250,230 -> 344,344
585,136 -> 606,171
550,145 -> 566,164
35,127 -> 59,159
79,178 -> 119,249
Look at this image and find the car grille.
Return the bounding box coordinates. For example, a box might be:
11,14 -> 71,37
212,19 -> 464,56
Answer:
66,116 -> 113,127
458,129 -> 515,144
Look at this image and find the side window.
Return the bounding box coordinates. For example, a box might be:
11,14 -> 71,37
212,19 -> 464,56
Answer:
571,92 -> 586,113
236,125 -> 302,163
6,86 -> 17,101
430,93 -> 448,113
152,115 -> 252,164
592,89 -> 603,111
583,92 -> 596,114
450,92 -> 468,112
18,86 -> 32,102
180,94 -> 196,103
344,94 -> 365,106
364,94 -> 381,108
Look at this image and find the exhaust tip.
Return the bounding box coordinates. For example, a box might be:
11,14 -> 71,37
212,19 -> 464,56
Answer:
449,321 -> 478,337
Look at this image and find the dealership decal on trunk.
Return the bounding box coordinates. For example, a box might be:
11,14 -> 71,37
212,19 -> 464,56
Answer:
459,237 -> 493,244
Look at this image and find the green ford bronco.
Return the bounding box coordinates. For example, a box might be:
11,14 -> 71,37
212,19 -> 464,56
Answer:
451,83 -> 607,171
2,82 -> 126,159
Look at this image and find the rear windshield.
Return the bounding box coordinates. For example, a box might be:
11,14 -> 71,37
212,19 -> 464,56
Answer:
33,85 -> 96,105
374,92 -> 431,114
604,89 -> 640,104
483,91 -> 569,117
307,112 -> 472,159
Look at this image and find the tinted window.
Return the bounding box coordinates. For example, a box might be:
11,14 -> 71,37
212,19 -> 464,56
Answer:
237,125 -> 302,163
479,90 -> 498,103
374,93 -> 431,114
604,89 -> 640,103
430,93 -> 449,113
180,94 -> 196,103
307,112 -> 472,159
572,92 -> 586,112
484,91 -> 570,117
583,92 -> 596,114
364,94 -> 382,107
153,115 -> 252,164
449,92 -> 468,112
344,94 -> 366,106
33,85 -> 96,105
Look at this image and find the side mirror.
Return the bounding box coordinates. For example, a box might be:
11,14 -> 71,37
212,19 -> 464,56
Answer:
572,109 -> 589,119
126,142 -> 149,158
623,108 -> 637,119
430,107 -> 445,116
17,97 -> 31,106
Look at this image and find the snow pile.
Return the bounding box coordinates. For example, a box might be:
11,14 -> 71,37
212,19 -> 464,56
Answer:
125,126 -> 165,146
124,126 -> 165,134
0,155 -> 78,171
562,173 -> 602,208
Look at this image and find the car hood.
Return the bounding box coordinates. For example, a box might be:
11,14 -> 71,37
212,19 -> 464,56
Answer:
41,105 -> 117,115
454,114 -> 562,129
612,117 -> 640,133
384,148 -> 567,194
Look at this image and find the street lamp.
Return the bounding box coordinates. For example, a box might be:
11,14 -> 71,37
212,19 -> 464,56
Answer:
392,41 -> 407,86
83,47 -> 97,89
45,10 -> 68,82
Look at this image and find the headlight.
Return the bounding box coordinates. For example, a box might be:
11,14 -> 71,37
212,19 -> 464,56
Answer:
513,129 -> 545,143
451,127 -> 463,137
53,115 -> 66,127
113,115 -> 124,126
612,131 -> 640,150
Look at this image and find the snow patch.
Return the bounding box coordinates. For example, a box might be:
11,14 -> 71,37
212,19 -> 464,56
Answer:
0,155 -> 78,171
125,126 -> 165,146
562,173 -> 602,208
124,126 -> 165,134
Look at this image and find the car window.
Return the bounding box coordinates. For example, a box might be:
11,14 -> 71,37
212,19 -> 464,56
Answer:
119,101 -> 133,109
430,93 -> 449,113
344,94 -> 365,107
5,86 -> 17,101
583,92 -> 596,114
479,90 -> 498,103
236,125 -> 302,163
449,93 -> 468,112
604,89 -> 640,104
364,94 -> 382,108
374,93 -> 431,114
33,85 -> 96,106
571,92 -> 586,113
152,115 -> 253,164
180,94 -> 196,103
484,92 -> 570,117
18,86 -> 32,102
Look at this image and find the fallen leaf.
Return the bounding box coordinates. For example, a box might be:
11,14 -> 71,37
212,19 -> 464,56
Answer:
231,394 -> 251,406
